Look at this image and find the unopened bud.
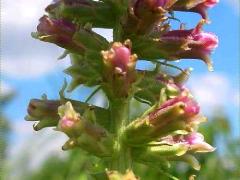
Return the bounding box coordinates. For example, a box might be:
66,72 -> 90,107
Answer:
58,101 -> 84,137
102,40 -> 137,74
159,20 -> 218,71
34,15 -> 85,53
172,0 -> 219,19
25,99 -> 61,130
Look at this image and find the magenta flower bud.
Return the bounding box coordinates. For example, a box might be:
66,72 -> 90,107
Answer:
112,46 -> 131,72
193,0 -> 219,19
183,132 -> 204,145
35,15 -> 85,53
163,132 -> 215,153
160,21 -> 218,71
59,116 -> 75,130
102,40 -> 137,73
172,0 -> 219,19
203,0 -> 219,7
37,15 -> 75,40
123,91 -> 205,145
158,94 -> 200,117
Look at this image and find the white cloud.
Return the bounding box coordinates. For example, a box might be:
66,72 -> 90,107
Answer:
2,56 -> 71,79
1,0 -> 52,27
233,91 -> 240,107
223,0 -> 240,14
93,28 -> 113,42
1,81 -> 14,96
1,2 -> 113,80
188,73 -> 238,112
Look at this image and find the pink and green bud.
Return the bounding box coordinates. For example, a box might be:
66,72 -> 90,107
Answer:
101,40 -> 138,98
123,92 -> 205,145
58,102 -> 111,150
101,40 -> 137,74
57,102 -> 113,156
58,101 -> 84,137
110,45 -> 131,72
182,132 -> 215,152
172,0 -> 219,19
160,21 -> 218,71
34,15 -> 85,53
156,93 -> 200,118
161,132 -> 215,153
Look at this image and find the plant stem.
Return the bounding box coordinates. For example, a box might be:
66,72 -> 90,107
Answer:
109,98 -> 132,173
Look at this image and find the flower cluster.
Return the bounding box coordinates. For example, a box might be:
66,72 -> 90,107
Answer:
26,0 -> 219,178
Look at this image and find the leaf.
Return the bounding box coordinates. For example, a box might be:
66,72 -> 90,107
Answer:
65,53 -> 103,91
131,36 -> 166,60
134,70 -> 165,105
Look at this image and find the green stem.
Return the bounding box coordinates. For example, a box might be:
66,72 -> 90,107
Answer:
109,98 -> 132,173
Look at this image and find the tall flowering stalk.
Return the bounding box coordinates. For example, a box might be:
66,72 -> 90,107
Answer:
26,0 -> 218,179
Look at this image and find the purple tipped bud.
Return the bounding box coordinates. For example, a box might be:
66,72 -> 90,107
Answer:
160,21 -> 218,70
35,15 -> 85,53
25,99 -> 61,130
173,0 -> 219,19
37,15 -> 76,39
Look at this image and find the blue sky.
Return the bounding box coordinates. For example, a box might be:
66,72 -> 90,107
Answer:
1,0 -> 239,171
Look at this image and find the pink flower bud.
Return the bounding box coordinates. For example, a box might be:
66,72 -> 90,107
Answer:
160,21 -> 218,70
173,0 -> 219,19
161,132 -> 215,153
37,15 -> 76,40
57,102 -> 83,137
181,132 -> 204,145
194,0 -> 219,19
112,46 -> 131,72
35,15 -> 85,53
59,116 -> 75,130
102,40 -> 137,73
159,94 -> 200,117
203,0 -> 219,7
178,132 -> 215,152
